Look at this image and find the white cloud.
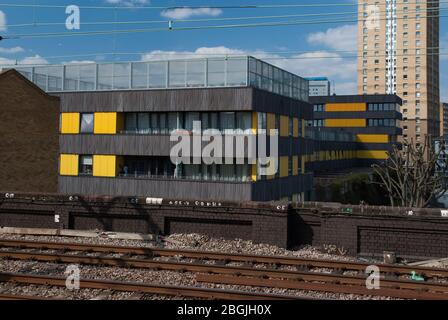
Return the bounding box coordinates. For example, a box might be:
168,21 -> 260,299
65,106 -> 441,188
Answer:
307,24 -> 357,51
0,47 -> 24,54
161,8 -> 223,20
17,55 -> 48,65
64,60 -> 96,64
0,10 -> 6,31
140,46 -> 358,95
105,0 -> 149,7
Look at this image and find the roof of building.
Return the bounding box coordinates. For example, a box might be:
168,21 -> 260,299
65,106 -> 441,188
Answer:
304,77 -> 329,81
309,94 -> 403,105
0,68 -> 59,100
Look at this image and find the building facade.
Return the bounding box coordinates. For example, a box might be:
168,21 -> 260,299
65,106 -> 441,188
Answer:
305,77 -> 332,96
0,70 -> 60,193
358,0 -> 440,144
440,102 -> 448,138
14,57 -> 314,202
310,94 -> 403,169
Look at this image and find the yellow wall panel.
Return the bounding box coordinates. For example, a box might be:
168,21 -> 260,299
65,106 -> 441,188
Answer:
356,150 -> 388,159
94,112 -> 119,134
325,119 -> 366,127
267,113 -> 276,135
280,115 -> 289,137
292,156 -> 298,176
61,113 -> 80,134
325,103 -> 366,112
301,156 -> 306,174
356,134 -> 389,143
293,118 -> 299,138
252,112 -> 258,134
280,156 -> 289,178
60,154 -> 79,176
93,155 -> 117,177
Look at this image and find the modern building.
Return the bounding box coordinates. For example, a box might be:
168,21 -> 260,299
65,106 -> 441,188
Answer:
305,77 -> 332,96
13,56 -> 314,202
310,94 -> 403,168
358,0 -> 440,144
440,102 -> 448,138
0,69 -> 60,193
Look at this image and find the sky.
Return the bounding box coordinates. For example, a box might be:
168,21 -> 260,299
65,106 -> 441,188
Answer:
0,0 -> 446,100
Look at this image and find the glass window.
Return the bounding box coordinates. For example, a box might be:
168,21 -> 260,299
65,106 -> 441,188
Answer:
169,61 -> 186,87
186,60 -> 205,87
79,155 -> 93,176
220,112 -> 236,134
80,113 -> 94,133
151,113 -> 159,134
138,113 -> 150,134
159,113 -> 167,134
97,64 -> 113,90
113,63 -> 130,89
227,58 -> 247,86
210,112 -> 219,130
64,65 -> 79,91
125,113 -> 137,132
132,62 -> 148,88
168,113 -> 178,133
148,61 -> 167,88
207,59 -> 225,87
79,64 -> 96,90
185,112 -> 200,132
236,112 -> 252,133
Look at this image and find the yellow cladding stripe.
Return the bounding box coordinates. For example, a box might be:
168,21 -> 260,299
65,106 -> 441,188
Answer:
280,115 -> 289,137
252,112 -> 258,134
280,156 -> 289,178
267,113 -> 276,135
61,113 -> 80,134
93,155 -> 118,177
251,163 -> 257,182
301,119 -> 305,137
293,118 -> 299,138
325,119 -> 366,127
325,103 -> 366,112
94,113 -> 119,134
293,156 -> 298,176
301,156 -> 305,174
60,154 -> 79,176
356,150 -> 388,159
356,134 -> 389,143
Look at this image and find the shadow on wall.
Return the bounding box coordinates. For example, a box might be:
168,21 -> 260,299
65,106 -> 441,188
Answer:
314,172 -> 389,206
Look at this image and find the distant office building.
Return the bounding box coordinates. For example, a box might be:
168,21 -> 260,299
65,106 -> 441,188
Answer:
357,0 -> 440,144
305,77 -> 331,96
440,102 -> 448,138
310,94 -> 402,169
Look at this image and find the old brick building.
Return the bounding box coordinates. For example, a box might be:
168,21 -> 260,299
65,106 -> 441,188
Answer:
0,69 -> 59,193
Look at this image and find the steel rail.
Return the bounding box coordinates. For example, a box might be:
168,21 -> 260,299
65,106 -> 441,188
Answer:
1,239 -> 447,278
0,272 -> 298,300
1,250 -> 447,296
196,274 -> 448,300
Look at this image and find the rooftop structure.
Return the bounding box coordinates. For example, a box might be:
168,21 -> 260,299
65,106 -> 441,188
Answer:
11,56 -> 309,102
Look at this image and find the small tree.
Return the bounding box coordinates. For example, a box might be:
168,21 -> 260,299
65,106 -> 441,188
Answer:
372,135 -> 448,208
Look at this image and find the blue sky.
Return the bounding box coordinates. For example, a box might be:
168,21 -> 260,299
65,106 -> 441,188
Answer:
0,0 -> 446,100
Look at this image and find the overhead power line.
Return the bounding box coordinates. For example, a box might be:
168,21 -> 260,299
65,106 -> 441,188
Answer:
4,6 -> 444,29
1,12 -> 446,40
0,1 -> 446,10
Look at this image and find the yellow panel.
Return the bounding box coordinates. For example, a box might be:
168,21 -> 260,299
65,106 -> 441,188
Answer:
292,156 -> 298,176
60,154 -> 79,176
252,112 -> 258,134
356,134 -> 389,143
280,115 -> 289,137
61,113 -> 80,134
280,156 -> 289,178
356,150 -> 388,159
301,156 -> 306,174
251,163 -> 257,182
325,119 -> 366,127
267,113 -> 276,135
301,119 -> 305,137
293,118 -> 299,138
94,113 -> 118,134
93,155 -> 117,177
325,103 -> 366,112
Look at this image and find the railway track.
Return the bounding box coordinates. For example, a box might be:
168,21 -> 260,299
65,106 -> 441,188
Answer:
1,239 -> 447,300
0,272 -> 298,300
